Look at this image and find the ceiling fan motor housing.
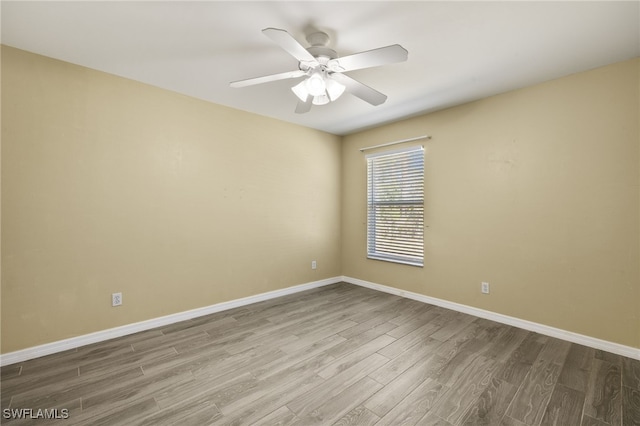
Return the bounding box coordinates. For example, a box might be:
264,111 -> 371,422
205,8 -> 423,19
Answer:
306,31 -> 330,47
307,46 -> 337,61
305,31 -> 337,68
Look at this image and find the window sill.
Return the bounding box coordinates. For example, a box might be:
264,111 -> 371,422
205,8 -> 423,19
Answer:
367,255 -> 423,268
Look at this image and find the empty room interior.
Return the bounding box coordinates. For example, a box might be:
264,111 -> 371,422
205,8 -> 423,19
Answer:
1,1 -> 639,425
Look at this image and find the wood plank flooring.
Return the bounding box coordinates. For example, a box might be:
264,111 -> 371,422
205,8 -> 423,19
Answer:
1,282 -> 639,425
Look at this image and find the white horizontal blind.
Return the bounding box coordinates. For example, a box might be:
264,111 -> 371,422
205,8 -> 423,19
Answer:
367,146 -> 424,266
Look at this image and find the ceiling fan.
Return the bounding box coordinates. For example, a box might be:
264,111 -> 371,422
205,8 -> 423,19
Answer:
230,28 -> 408,113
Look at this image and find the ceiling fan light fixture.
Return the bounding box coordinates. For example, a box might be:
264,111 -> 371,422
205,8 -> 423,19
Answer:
291,80 -> 309,102
293,74 -> 344,106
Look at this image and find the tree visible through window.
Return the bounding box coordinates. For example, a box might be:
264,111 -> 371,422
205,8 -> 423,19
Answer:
366,146 -> 424,266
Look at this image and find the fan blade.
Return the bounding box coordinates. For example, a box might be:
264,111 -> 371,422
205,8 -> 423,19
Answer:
262,28 -> 318,67
328,44 -> 408,72
230,70 -> 306,88
330,73 -> 387,106
295,97 -> 313,114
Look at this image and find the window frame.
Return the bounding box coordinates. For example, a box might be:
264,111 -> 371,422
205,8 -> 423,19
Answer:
366,145 -> 425,267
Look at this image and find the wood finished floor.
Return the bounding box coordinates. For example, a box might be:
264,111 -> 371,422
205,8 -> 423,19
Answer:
1,283 -> 639,425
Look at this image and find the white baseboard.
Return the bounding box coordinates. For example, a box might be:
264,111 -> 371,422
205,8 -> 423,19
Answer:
342,276 -> 640,361
3,275 -> 638,366
0,276 -> 342,367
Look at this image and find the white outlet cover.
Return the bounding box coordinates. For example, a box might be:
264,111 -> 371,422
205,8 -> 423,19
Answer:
112,292 -> 122,306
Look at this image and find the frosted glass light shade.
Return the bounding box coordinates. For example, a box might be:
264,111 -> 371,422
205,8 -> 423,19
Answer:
291,80 -> 309,102
325,78 -> 345,101
312,94 -> 330,105
306,73 -> 327,96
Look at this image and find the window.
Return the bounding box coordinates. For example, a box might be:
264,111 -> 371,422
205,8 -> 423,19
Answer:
366,146 -> 424,266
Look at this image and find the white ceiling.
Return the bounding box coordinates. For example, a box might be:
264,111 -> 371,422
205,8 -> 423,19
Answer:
2,1 -> 639,135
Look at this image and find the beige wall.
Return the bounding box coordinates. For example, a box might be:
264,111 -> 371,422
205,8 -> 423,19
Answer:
2,45 -> 639,354
1,46 -> 342,353
342,58 -> 640,348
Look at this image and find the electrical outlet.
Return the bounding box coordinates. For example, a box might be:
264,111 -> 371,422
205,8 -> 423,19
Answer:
481,282 -> 490,294
112,292 -> 122,307
311,260 -> 317,270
